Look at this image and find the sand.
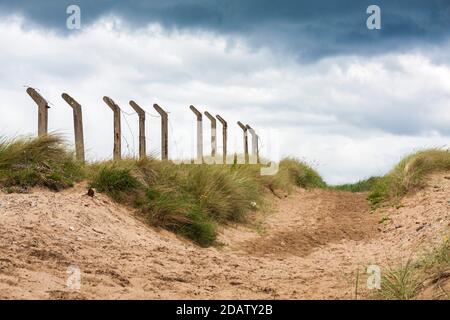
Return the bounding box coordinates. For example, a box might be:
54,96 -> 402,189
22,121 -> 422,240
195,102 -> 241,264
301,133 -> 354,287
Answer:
0,173 -> 449,299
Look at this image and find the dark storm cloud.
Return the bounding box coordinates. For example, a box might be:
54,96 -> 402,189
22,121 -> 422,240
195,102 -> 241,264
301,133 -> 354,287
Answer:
1,0 -> 450,61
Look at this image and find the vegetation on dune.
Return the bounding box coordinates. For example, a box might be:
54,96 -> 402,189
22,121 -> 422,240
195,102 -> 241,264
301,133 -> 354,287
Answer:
88,156 -> 325,246
261,157 -> 326,194
333,149 -> 450,206
334,176 -> 382,193
0,134 -> 83,192
1,135 -> 448,247
376,237 -> 450,300
368,149 -> 450,206
0,135 -> 325,246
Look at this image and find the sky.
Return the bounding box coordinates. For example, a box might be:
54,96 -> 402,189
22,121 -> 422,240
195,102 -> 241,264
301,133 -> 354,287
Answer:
0,0 -> 450,184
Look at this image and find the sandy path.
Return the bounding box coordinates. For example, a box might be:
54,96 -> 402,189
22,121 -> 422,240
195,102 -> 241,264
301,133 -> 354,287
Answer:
0,173 -> 449,299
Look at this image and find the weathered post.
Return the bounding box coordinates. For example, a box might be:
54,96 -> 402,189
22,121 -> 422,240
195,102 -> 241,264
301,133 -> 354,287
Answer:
153,104 -> 168,160
256,134 -> 260,164
204,111 -> 217,161
103,96 -> 122,161
246,124 -> 259,164
190,105 -> 203,164
216,114 -> 227,164
61,93 -> 85,163
129,100 -> 146,159
237,121 -> 249,164
26,88 -> 49,136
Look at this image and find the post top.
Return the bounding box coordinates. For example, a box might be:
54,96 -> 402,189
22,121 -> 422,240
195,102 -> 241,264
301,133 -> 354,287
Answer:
129,100 -> 145,116
204,111 -> 216,123
26,87 -> 48,107
62,93 -> 81,109
103,96 -> 121,112
153,103 -> 168,117
246,124 -> 256,134
237,121 -> 247,131
189,105 -> 202,118
216,114 -> 227,127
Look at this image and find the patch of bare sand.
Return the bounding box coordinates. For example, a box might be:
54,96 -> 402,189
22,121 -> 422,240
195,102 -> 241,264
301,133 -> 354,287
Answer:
0,173 -> 449,299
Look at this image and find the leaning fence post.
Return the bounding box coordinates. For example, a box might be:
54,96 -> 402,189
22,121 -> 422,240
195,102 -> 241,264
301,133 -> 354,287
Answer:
129,100 -> 146,159
256,134 -> 260,164
204,111 -> 217,161
103,96 -> 122,161
26,88 -> 49,136
216,115 -> 227,164
246,124 -> 259,164
153,104 -> 168,160
61,93 -> 85,163
190,105 -> 203,164
237,121 -> 249,164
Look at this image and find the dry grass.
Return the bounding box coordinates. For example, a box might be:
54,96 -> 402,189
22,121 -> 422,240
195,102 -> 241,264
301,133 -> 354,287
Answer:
87,157 -> 324,246
0,134 -> 83,191
376,237 -> 450,300
0,135 -> 327,246
367,149 -> 450,205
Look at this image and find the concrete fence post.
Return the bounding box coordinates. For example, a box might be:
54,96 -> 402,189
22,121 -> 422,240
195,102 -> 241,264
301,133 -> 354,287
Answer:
204,111 -> 217,161
190,105 -> 203,164
103,96 -> 122,161
153,104 -> 168,160
237,121 -> 249,164
216,115 -> 227,164
256,134 -> 260,164
62,93 -> 85,163
129,100 -> 147,159
246,124 -> 259,164
26,88 -> 49,136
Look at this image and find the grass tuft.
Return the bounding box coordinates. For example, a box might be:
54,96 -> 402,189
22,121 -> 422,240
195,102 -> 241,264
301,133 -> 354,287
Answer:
0,134 -> 83,191
90,165 -> 141,202
375,237 -> 450,300
377,259 -> 420,300
262,157 -> 326,194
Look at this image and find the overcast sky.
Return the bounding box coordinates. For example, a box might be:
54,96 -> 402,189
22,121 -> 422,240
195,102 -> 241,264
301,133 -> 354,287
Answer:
1,0 -> 449,184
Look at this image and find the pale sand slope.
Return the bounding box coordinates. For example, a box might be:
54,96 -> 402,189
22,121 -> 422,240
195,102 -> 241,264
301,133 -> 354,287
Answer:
0,173 -> 449,299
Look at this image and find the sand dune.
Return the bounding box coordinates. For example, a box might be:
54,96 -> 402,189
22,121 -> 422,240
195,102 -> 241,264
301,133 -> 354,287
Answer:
0,173 -> 449,299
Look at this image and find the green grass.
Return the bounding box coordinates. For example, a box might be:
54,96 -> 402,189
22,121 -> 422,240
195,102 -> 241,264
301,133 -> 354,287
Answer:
0,134 -> 84,191
261,157 -> 326,194
88,160 -> 266,246
377,259 -> 420,300
87,157 -> 323,246
368,149 -> 450,206
333,149 -> 450,206
0,135 -> 327,246
334,176 -> 382,193
376,237 -> 450,300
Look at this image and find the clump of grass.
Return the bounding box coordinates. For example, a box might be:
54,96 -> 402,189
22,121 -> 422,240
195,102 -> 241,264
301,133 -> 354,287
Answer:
280,158 -> 326,188
90,164 -> 141,203
183,164 -> 262,222
375,237 -> 450,300
416,238 -> 450,280
0,134 -> 83,191
378,259 -> 420,300
262,157 -> 326,193
368,149 -> 450,206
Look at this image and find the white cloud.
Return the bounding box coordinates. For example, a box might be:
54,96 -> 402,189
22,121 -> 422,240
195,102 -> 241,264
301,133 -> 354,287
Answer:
0,15 -> 449,184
